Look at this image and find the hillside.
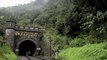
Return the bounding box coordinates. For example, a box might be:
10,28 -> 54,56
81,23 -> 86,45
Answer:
0,0 -> 107,60
0,0 -> 49,16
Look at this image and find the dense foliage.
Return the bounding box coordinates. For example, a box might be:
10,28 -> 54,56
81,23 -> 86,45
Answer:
30,0 -> 107,38
28,0 -> 107,51
59,42 -> 107,60
0,0 -> 107,60
0,16 -> 5,36
0,36 -> 17,60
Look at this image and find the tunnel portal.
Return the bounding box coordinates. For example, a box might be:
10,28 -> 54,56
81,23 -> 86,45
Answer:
18,40 -> 37,56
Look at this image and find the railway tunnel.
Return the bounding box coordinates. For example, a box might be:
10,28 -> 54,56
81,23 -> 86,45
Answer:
18,40 -> 39,56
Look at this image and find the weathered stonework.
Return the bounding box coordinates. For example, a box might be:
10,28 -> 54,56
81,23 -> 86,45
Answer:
5,17 -> 52,56
5,29 -> 15,48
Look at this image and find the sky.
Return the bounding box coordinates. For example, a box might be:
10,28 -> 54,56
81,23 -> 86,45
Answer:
0,0 -> 36,7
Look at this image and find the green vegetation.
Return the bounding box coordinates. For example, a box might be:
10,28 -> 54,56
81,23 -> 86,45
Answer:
59,42 -> 107,60
0,36 -> 17,60
0,0 -> 107,60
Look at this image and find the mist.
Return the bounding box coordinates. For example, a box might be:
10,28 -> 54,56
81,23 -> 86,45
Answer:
0,0 -> 50,16
0,0 -> 35,8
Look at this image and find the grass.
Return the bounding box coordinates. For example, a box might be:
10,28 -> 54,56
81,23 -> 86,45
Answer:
0,36 -> 17,60
59,42 -> 107,60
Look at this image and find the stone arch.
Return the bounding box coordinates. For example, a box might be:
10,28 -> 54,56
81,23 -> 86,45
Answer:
17,39 -> 39,48
17,39 -> 39,56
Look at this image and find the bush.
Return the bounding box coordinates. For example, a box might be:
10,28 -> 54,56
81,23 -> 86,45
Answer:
0,36 -> 17,60
59,42 -> 107,60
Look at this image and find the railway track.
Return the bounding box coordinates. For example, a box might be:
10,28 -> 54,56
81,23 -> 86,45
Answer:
18,56 -> 40,60
18,56 -> 52,60
18,56 -> 29,60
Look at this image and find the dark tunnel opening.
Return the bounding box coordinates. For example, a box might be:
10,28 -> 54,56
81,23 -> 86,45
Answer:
19,40 -> 36,56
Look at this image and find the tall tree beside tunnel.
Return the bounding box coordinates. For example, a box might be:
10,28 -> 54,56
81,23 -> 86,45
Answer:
73,0 -> 107,11
0,16 -> 6,36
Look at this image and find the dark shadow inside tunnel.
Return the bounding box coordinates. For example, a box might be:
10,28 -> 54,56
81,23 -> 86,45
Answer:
18,40 -> 36,56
